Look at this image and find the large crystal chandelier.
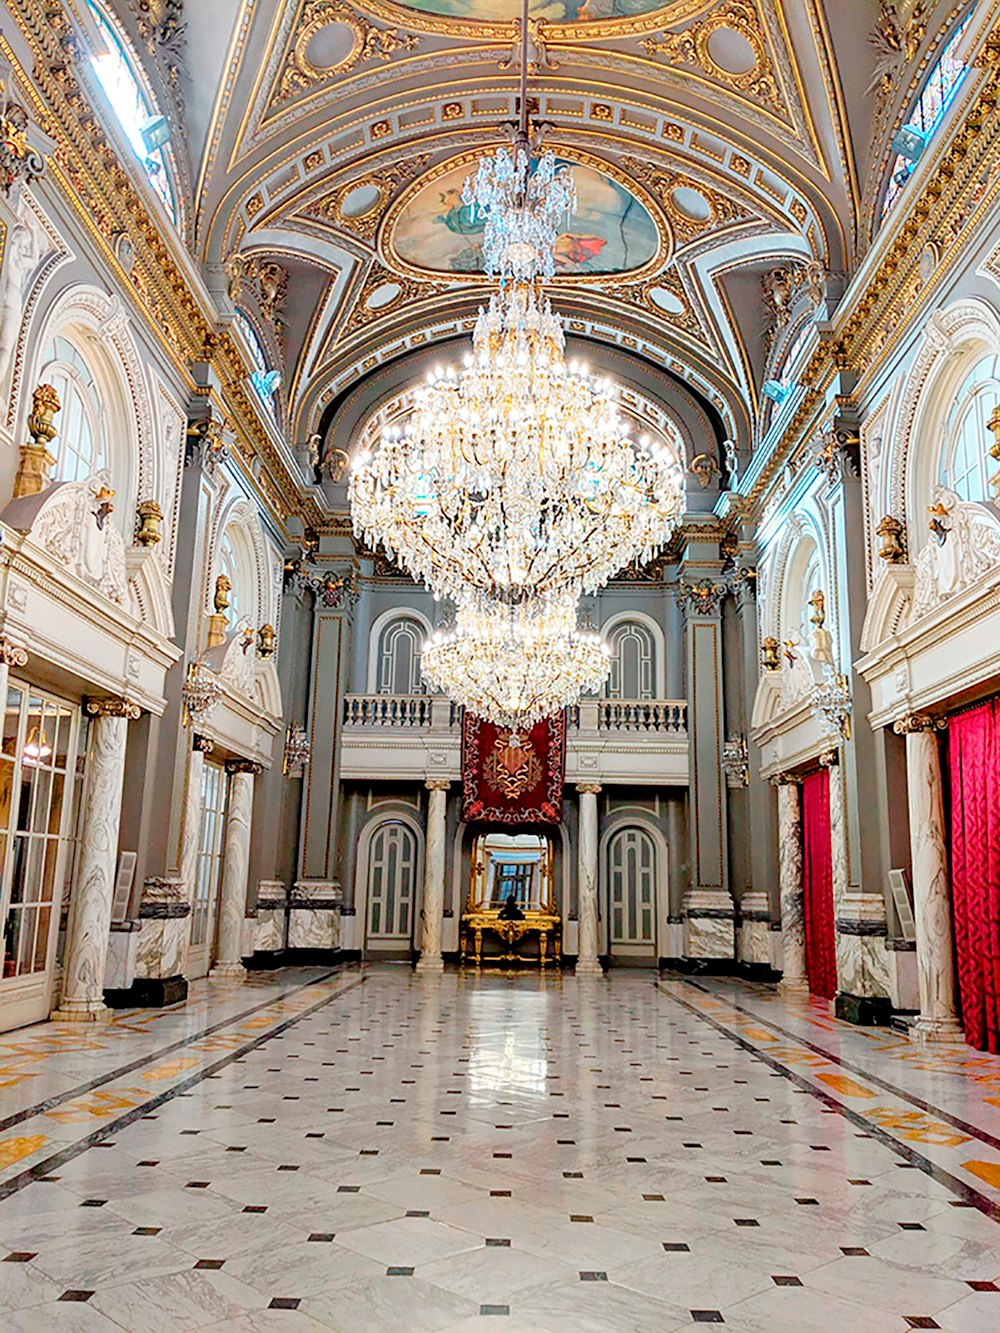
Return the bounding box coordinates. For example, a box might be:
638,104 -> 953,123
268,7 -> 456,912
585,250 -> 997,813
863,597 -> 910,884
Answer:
350,281 -> 685,609
423,599 -> 611,734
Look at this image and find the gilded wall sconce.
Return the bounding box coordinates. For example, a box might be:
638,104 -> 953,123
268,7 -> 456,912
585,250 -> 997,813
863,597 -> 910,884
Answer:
257,623 -> 276,658
876,515 -> 907,563
135,498 -> 163,546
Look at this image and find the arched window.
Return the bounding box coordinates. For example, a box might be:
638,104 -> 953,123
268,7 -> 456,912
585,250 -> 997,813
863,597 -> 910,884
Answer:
377,616 -> 425,695
234,312 -> 280,417
606,621 -> 656,700
85,0 -> 177,222
799,549 -> 823,648
218,530 -> 247,627
938,352 -> 1000,502
881,18 -> 970,221
39,335 -> 108,483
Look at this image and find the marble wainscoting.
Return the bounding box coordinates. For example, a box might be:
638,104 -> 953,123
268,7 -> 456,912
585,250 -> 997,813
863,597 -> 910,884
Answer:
736,891 -> 774,974
287,880 -> 343,963
682,889 -> 736,961
107,878 -> 191,1007
251,881 -> 288,964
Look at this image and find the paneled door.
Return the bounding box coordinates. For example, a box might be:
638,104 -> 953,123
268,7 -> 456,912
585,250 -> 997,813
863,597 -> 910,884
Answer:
607,826 -> 657,961
187,760 -> 228,979
0,683 -> 80,1031
365,820 -> 419,953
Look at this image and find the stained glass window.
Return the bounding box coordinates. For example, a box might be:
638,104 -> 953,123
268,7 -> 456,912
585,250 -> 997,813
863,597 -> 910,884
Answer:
85,0 -> 177,221
881,18 -> 970,220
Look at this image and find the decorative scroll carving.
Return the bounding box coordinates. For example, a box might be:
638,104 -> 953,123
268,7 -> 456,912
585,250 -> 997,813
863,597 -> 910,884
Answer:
225,757 -> 263,776
0,64 -> 45,195
893,712 -> 946,735
676,580 -> 727,616
761,261 -> 826,329
29,470 -> 128,604
304,567 -> 358,609
640,2 -> 783,114
721,734 -> 749,788
912,488 -> 1000,618
623,155 -> 754,245
86,697 -> 142,720
303,156 -> 431,244
274,0 -> 418,105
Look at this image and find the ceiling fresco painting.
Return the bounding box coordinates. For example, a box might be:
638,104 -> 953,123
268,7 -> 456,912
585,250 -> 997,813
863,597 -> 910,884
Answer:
388,158 -> 662,279
385,0 -> 667,22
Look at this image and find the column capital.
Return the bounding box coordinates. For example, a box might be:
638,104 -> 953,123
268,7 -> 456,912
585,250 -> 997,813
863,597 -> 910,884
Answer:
769,772 -> 801,787
817,748 -> 840,768
425,778 -> 451,791
225,758 -> 263,776
85,697 -> 142,720
576,782 -> 602,795
0,638 -> 28,668
193,734 -> 215,753
893,712 -> 947,735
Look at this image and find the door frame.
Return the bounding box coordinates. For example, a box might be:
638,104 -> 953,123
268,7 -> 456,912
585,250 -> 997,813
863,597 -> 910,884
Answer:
355,810 -> 425,956
186,758 -> 229,980
599,818 -> 670,963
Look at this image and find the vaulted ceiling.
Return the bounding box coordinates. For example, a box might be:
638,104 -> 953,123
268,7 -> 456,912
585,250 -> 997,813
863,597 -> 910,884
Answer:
107,2 -> 969,475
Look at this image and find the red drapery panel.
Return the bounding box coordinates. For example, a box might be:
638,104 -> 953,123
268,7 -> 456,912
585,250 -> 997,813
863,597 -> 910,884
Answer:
948,699 -> 1000,1053
802,768 -> 837,1000
461,713 -> 566,825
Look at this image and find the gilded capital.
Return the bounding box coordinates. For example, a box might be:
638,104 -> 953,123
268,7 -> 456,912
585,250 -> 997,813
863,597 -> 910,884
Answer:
225,757 -> 263,776
0,638 -> 29,669
193,734 -> 215,754
893,713 -> 947,735
577,782 -> 602,795
86,697 -> 142,720
425,778 -> 451,791
770,771 -> 801,787
817,748 -> 840,768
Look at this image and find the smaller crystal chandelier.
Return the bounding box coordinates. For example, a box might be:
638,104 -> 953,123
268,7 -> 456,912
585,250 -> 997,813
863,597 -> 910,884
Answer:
282,723 -> 311,778
422,599 -> 610,733
182,659 -> 222,727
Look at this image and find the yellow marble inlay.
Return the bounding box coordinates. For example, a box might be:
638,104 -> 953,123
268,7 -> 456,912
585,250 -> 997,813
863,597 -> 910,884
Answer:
816,1073 -> 877,1099
865,1107 -> 971,1147
140,1057 -> 201,1083
46,1090 -> 145,1123
962,1159 -> 1000,1190
0,1134 -> 47,1168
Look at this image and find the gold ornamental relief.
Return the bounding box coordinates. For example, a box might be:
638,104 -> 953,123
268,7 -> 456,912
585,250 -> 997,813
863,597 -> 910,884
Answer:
484,732 -> 543,802
273,0 -> 419,106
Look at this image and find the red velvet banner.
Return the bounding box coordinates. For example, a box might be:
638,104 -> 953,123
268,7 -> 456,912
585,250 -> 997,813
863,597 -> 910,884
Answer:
461,713 -> 567,825
802,768 -> 837,1000
948,698 -> 1000,1053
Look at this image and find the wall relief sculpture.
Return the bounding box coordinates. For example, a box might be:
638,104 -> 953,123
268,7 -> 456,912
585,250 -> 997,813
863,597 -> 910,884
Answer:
28,470 -> 128,604
911,487 -> 1000,618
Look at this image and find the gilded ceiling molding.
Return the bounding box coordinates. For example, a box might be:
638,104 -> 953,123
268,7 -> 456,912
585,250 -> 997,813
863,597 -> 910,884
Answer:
640,0 -> 785,117
621,155 -> 756,247
273,0 -> 419,107
335,262 -> 450,344
299,154 -> 432,245
357,0 -> 713,44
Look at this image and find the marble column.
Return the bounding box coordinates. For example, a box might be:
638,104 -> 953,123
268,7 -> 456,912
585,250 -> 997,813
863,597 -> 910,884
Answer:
177,734 -> 213,975
894,714 -> 964,1041
53,698 -> 140,1022
416,780 -> 449,975
576,783 -> 603,976
773,775 -> 807,989
210,760 -> 260,981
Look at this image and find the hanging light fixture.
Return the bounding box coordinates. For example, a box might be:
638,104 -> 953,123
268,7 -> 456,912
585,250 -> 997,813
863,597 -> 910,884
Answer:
422,599 -> 611,734
349,283 -> 685,609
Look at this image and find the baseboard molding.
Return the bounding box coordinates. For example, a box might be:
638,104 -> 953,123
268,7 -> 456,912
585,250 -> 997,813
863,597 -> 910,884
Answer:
246,947 -> 353,969
104,975 -> 189,1009
835,992 -> 893,1026
659,957 -> 740,976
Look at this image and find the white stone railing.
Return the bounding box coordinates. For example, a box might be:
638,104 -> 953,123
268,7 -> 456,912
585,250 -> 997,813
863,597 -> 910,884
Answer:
342,694 -> 435,728
343,694 -> 687,735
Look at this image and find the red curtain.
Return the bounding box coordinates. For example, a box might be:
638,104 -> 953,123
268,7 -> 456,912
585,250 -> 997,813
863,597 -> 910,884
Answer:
802,768 -> 837,999
948,699 -> 1000,1053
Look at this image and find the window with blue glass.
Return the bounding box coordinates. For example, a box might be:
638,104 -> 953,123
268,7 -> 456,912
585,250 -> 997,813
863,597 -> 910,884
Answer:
881,18 -> 970,220
235,312 -> 281,416
85,0 -> 177,221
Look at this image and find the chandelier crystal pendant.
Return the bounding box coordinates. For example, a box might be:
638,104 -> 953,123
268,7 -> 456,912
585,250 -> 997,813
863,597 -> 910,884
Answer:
349,281 -> 685,610
422,599 -> 611,734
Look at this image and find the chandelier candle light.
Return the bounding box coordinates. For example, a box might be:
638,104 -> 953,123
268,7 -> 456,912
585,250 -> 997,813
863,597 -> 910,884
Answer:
423,599 -> 611,734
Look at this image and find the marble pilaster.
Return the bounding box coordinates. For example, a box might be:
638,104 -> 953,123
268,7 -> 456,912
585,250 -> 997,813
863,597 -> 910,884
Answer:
135,877 -> 190,981
576,783 -> 603,976
895,714 -> 964,1041
254,880 -> 287,954
210,760 -> 260,981
178,735 -> 212,975
53,698 -> 139,1022
774,776 -> 807,989
737,891 -> 772,966
416,780 -> 449,974
289,880 -> 342,952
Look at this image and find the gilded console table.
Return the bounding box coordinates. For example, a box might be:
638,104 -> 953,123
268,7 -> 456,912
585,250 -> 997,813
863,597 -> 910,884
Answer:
461,911 -> 562,967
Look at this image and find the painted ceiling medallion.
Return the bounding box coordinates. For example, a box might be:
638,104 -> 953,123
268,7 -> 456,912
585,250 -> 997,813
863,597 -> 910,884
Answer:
387,0 -> 664,21
360,0 -> 706,39
386,154 -> 664,281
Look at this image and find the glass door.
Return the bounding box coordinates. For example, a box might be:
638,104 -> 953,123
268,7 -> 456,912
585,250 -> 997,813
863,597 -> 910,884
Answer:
0,683 -> 79,1030
187,759 -> 227,979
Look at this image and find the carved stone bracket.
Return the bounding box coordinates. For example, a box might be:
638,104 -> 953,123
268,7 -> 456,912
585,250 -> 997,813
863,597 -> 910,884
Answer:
0,638 -> 29,669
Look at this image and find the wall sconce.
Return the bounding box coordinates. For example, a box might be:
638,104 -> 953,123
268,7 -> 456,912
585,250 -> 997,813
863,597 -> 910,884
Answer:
135,498 -> 163,546
257,623 -> 276,658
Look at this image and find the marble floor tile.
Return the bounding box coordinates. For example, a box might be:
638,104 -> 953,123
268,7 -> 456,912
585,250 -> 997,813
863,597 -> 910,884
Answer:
0,964 -> 998,1330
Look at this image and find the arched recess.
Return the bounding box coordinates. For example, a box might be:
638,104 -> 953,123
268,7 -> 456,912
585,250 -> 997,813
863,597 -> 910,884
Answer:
367,607 -> 432,695
354,808 -> 424,955
601,611 -> 665,700
888,299 -> 1000,562
207,496 -> 276,635
763,512 -> 832,649
26,286 -> 157,534
598,813 -> 670,963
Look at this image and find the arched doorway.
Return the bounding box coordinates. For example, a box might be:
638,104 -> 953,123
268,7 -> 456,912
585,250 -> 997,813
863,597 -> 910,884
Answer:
364,818 -> 421,954
605,825 -> 659,963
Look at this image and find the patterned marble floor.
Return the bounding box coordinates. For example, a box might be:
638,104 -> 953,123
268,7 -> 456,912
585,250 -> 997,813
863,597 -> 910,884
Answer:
0,965 -> 999,1331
